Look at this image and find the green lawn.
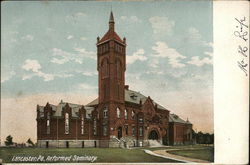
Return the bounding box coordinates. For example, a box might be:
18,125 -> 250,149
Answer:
168,147 -> 214,162
0,147 -> 180,163
142,144 -> 212,151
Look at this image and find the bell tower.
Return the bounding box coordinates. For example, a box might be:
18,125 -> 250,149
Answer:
97,11 -> 126,105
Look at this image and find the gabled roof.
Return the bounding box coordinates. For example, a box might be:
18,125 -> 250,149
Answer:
169,114 -> 192,124
37,101 -> 94,118
99,31 -> 123,43
86,89 -> 167,111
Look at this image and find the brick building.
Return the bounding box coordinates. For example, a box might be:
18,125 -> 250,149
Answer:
36,12 -> 194,148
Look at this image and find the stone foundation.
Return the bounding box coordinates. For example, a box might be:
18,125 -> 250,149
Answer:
37,138 -> 165,148
37,140 -> 99,148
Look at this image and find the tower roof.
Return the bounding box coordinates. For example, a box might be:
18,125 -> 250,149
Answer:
109,11 -> 114,23
98,11 -> 124,44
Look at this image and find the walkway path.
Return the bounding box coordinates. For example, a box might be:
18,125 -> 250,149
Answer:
144,148 -> 211,163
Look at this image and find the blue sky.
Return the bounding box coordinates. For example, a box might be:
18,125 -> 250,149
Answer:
1,1 -> 213,142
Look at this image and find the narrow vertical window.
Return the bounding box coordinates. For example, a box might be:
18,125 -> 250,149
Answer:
125,125 -> 128,135
103,125 -> 107,136
65,113 -> 69,134
125,109 -> 128,119
46,112 -> 50,134
103,107 -> 108,118
81,114 -> 84,135
93,118 -> 97,135
117,108 -> 121,118
139,126 -> 143,136
132,110 -> 135,120
132,127 -> 136,136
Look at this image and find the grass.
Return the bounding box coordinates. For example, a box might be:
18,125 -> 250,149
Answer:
168,147 -> 214,162
142,144 -> 212,151
0,147 -> 180,163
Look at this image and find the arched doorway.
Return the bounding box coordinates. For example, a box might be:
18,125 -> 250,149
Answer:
117,127 -> 122,139
148,130 -> 159,140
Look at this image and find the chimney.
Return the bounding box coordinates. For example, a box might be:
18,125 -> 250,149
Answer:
125,85 -> 129,90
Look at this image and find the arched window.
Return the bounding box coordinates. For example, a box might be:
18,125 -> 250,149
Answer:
117,107 -> 121,118
132,110 -> 135,120
93,118 -> 97,135
125,109 -> 128,119
103,107 -> 108,118
46,112 -> 50,134
81,114 -> 84,135
65,113 -> 69,134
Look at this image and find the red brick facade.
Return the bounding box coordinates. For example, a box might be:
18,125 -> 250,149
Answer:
36,12 -> 193,148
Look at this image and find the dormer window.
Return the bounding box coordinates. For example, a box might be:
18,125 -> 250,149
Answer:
130,93 -> 137,100
173,115 -> 179,119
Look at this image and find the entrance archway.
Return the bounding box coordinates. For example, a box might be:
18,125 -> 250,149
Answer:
148,130 -> 159,140
117,127 -> 122,139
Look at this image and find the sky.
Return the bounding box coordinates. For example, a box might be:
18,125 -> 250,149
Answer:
1,1 -> 213,143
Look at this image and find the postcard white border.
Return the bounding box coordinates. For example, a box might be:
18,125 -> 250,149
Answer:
214,0 -> 249,164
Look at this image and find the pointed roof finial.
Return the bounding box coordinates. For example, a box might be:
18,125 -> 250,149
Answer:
109,11 -> 114,23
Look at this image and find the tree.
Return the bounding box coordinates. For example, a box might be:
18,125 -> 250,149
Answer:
5,135 -> 14,146
27,138 -> 35,147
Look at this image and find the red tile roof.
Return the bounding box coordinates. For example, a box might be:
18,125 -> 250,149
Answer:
99,30 -> 123,43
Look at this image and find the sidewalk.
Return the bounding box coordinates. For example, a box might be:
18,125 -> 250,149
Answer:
153,149 -> 211,163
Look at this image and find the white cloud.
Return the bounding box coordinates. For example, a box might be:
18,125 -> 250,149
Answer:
50,47 -> 95,65
127,49 -> 147,64
1,71 -> 16,83
187,49 -> 213,67
67,35 -> 74,40
78,83 -> 97,90
145,70 -> 164,75
51,48 -> 79,64
65,12 -> 86,23
188,27 -> 202,41
187,56 -> 212,66
187,27 -> 213,47
73,47 -> 96,60
204,51 -> 213,57
22,59 -> 41,72
22,74 -> 34,80
81,71 -> 98,76
21,34 -> 34,41
21,59 -> 54,81
74,12 -> 86,17
80,37 -> 87,40
50,58 -> 69,64
149,16 -> 175,35
152,41 -> 186,68
149,58 -> 159,68
120,16 -> 142,23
